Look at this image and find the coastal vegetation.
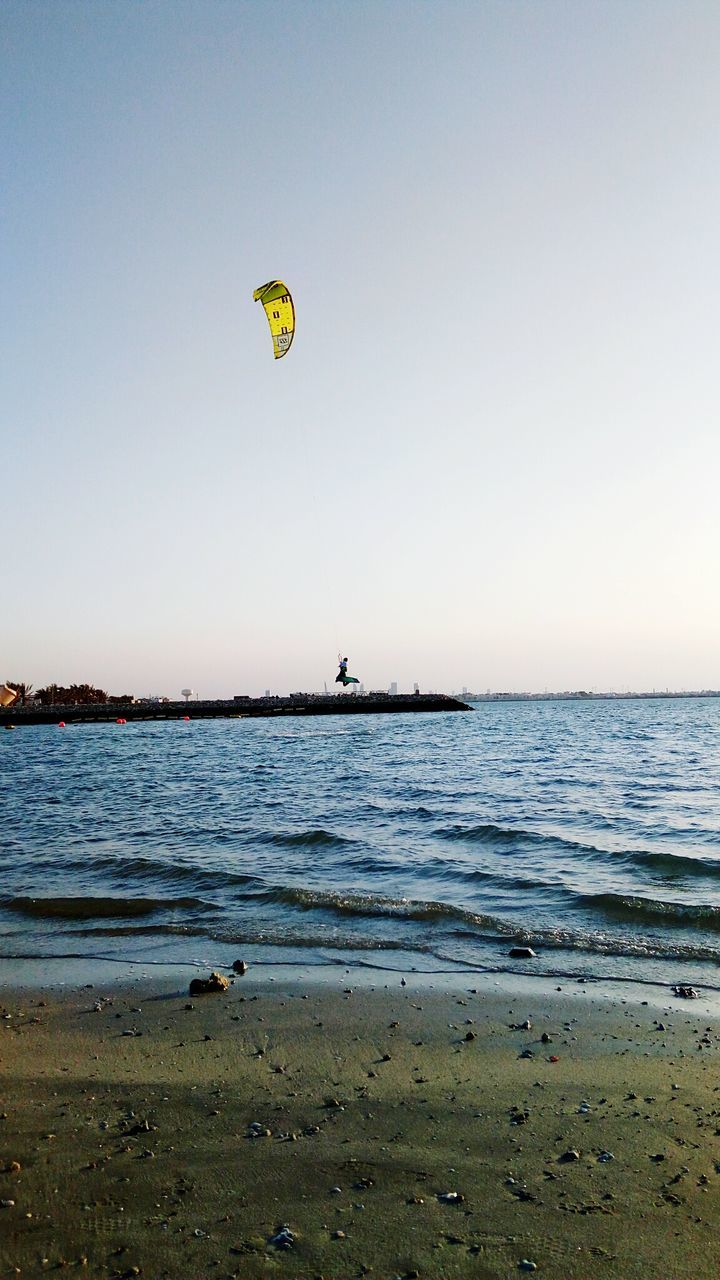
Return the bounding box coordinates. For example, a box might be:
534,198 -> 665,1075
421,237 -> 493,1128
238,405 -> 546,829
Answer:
3,681 -> 140,707
34,683 -> 109,706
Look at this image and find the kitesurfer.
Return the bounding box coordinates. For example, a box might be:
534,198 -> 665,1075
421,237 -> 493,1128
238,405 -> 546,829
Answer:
335,655 -> 359,687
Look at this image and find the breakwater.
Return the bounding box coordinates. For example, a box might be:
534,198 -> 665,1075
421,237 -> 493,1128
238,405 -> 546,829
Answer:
0,692 -> 471,727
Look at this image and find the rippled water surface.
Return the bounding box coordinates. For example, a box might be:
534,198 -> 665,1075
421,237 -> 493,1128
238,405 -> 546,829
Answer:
2,699 -> 720,987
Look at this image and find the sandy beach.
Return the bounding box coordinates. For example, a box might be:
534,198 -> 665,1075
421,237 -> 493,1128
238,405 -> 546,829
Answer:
2,967 -> 720,1279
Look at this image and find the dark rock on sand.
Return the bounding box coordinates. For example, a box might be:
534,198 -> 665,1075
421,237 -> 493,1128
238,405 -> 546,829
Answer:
189,972 -> 229,995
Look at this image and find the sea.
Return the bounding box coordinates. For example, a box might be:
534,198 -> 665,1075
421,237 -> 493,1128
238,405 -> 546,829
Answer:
2,697 -> 720,992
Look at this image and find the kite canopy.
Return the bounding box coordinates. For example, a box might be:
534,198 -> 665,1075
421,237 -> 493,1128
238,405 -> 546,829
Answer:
253,280 -> 295,359
0,684 -> 18,708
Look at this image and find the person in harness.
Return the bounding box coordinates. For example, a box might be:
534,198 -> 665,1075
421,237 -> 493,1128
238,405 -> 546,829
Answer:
335,654 -> 359,687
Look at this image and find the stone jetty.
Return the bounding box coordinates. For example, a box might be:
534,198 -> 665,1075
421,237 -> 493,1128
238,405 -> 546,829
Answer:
0,692 -> 472,727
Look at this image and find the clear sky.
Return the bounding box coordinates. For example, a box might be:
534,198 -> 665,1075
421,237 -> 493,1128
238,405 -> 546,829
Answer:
3,0 -> 719,697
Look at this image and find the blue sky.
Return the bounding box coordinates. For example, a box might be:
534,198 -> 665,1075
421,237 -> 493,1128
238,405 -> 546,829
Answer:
3,1 -> 719,696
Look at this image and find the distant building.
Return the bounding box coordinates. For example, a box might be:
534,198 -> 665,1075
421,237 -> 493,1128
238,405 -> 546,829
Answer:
389,681 -> 398,696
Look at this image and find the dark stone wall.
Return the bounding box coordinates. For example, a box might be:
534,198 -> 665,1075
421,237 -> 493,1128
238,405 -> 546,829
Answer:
0,693 -> 472,727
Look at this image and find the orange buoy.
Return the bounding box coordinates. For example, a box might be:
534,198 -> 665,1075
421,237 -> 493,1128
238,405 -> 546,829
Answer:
182,715 -> 190,721
116,718 -> 127,725
58,721 -> 66,728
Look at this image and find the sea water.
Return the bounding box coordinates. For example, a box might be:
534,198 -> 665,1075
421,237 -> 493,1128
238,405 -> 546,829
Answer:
2,698 -> 720,990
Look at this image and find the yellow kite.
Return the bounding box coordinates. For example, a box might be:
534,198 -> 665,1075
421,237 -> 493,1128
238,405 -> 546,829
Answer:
253,280 -> 295,359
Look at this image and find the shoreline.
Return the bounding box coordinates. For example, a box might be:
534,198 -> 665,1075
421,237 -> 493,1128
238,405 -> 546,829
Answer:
4,952 -> 720,1011
5,940 -> 720,1016
3,967 -> 720,1277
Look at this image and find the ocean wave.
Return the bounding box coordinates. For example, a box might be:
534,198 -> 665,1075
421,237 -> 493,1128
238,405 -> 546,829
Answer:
40,922 -> 419,953
47,922 -> 222,938
12,896 -> 720,970
623,848 -> 720,878
625,779 -> 713,794
435,821 -> 604,857
255,828 -> 356,848
581,892 -> 720,931
3,894 -> 212,920
372,804 -> 437,821
261,885 -> 720,964
435,822 -> 720,879
268,885 -> 514,933
449,922 -> 720,964
11,852 -> 270,895
418,859 -> 553,892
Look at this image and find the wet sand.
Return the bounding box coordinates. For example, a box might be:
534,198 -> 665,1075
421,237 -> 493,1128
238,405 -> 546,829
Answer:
2,968 -> 720,1278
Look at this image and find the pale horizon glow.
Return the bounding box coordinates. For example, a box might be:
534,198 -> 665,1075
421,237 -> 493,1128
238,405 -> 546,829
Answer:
3,1 -> 720,697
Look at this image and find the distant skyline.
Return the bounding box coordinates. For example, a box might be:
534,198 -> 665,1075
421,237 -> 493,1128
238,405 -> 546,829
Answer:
3,1 -> 719,697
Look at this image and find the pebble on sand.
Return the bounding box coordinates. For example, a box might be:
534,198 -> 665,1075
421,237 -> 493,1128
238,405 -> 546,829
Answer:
509,947 -> 537,959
